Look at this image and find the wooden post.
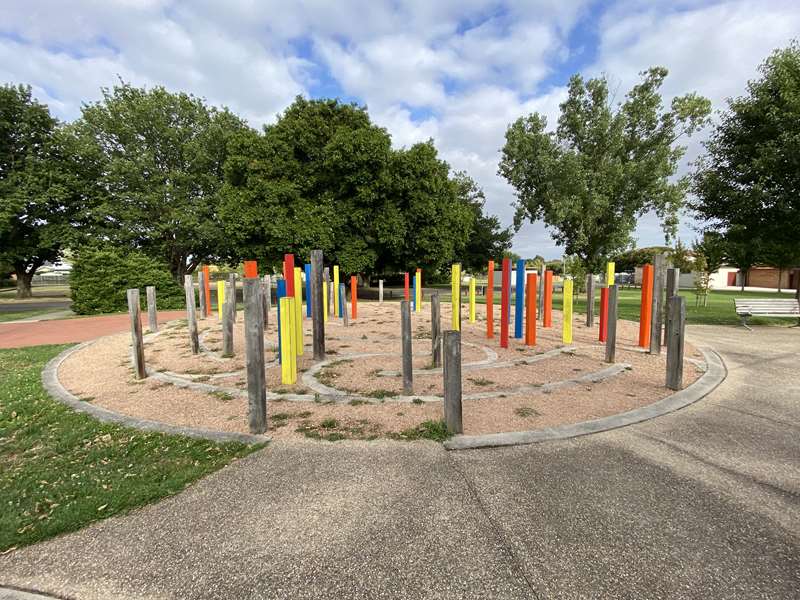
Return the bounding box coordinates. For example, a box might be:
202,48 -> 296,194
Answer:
538,264 -> 545,317
525,273 -> 537,346
415,268 -> 422,313
401,300 -> 413,395
279,296 -> 296,384
197,271 -> 207,320
487,260 -> 494,338
304,263 -> 312,318
261,275 -> 270,331
146,285 -> 158,333
411,270 -> 416,312
379,279 -> 384,303
443,330 -> 463,434
664,267 -> 680,346
514,259 -> 525,338
184,275 -> 199,354
243,260 -> 258,278
543,270 -> 553,328
451,263 -> 461,331
500,258 -> 510,347
665,295 -> 686,390
311,250 -> 325,361
322,267 -> 329,323
202,265 -> 211,317
126,288 -> 146,379
228,273 -> 237,322
605,284 -> 618,363
639,264 -> 654,348
293,267 -> 303,356
341,283 -> 349,327
244,278 -> 267,433
222,281 -> 234,358
585,274 -> 594,327
606,262 -> 616,286
562,278 -> 573,344
599,286 -> 608,342
350,275 -> 357,320
650,253 -> 666,354
284,254 -> 295,297
404,272 -> 410,301
216,280 -> 225,321
431,293 -> 442,368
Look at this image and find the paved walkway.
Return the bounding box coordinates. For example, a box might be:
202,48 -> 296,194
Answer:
1,325 -> 799,599
0,311 -> 185,349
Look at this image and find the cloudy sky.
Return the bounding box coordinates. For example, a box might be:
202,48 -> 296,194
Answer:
2,0 -> 798,258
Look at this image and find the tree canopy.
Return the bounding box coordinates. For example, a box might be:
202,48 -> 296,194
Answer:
499,67 -> 710,272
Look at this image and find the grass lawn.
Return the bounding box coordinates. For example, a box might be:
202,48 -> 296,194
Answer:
0,344 -> 262,553
0,309 -> 67,323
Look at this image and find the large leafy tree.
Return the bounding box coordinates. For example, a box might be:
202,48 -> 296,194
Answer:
74,82 -> 249,281
499,67 -> 710,272
0,84 -> 84,298
693,42 -> 800,293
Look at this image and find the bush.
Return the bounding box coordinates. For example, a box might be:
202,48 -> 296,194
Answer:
70,247 -> 185,314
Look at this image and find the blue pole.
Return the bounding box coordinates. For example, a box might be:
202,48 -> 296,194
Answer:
411,273 -> 416,312
338,283 -> 344,319
277,279 -> 286,363
515,259 -> 524,338
304,263 -> 312,317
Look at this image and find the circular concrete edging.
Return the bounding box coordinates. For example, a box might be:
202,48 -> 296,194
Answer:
41,341 -> 270,446
443,346 -> 727,451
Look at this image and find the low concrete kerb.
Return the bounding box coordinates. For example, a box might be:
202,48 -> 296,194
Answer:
42,341 -> 270,446
443,346 -> 727,451
0,585 -> 63,599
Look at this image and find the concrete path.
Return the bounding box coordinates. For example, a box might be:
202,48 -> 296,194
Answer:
0,311 -> 185,349
2,325 -> 799,599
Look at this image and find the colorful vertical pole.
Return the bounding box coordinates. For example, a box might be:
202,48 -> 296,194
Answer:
304,263 -> 312,317
276,279 -> 286,362
350,275 -> 357,320
487,260 -> 494,339
415,269 -> 422,313
283,253 -> 295,297
217,280 -> 225,320
469,277 -> 476,323
338,284 -> 344,320
451,264 -> 461,331
294,267 -> 303,356
606,261 -> 616,287
563,278 -> 573,344
279,296 -> 296,384
411,272 -> 416,311
244,260 -> 258,278
543,270 -> 553,328
333,266 -> 340,317
404,272 -> 410,301
639,264 -> 654,348
500,258 -> 510,348
514,259 -> 524,338
599,287 -> 609,342
322,280 -> 328,323
203,265 -> 211,316
525,273 -> 537,346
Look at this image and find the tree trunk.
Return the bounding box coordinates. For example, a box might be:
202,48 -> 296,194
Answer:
777,267 -> 783,293
15,271 -> 34,299
739,268 -> 746,291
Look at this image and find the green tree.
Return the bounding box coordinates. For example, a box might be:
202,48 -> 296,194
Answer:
670,239 -> 694,272
693,42 -> 800,293
612,246 -> 671,272
73,82 -> 249,282
499,67 -> 711,272
0,84 -> 84,298
692,232 -> 726,275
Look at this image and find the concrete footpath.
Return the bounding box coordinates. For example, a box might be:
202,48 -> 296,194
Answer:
1,325 -> 799,599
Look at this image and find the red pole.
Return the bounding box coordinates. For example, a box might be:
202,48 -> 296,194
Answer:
639,264 -> 654,347
599,287 -> 609,342
543,270 -> 553,328
487,260 -> 494,338
500,258 -> 510,348
284,253 -> 295,297
244,260 -> 258,278
525,273 -> 537,345
203,265 -> 211,316
404,272 -> 409,301
351,275 -> 358,320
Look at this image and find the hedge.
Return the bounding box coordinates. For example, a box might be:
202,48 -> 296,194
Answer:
70,247 -> 185,315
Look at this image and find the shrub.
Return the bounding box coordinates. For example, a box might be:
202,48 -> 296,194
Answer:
70,247 -> 185,314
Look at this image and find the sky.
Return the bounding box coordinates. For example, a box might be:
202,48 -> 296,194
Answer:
2,0 -> 799,259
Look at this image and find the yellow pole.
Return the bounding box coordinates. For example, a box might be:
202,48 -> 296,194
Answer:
415,269 -> 422,313
333,266 -> 340,316
563,278 -> 573,344
606,262 -> 615,286
217,280 -> 225,320
279,297 -> 296,384
451,263 -> 461,331
469,276 -> 476,323
323,281 -> 328,322
294,267 -> 303,356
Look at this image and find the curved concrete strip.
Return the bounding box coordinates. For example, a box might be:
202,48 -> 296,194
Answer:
376,341 -> 501,377
443,346 -> 725,451
42,342 -> 269,445
0,585 -> 63,599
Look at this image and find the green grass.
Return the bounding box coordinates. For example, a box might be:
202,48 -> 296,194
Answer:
391,419 -> 453,442
0,309 -> 64,323
0,344 -> 261,552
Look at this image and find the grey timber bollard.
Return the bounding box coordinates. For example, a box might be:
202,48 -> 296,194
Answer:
197,272 -> 207,320
664,267 -> 680,346
585,274 -> 594,327
126,288 -> 146,379
341,283 -> 349,327
379,279 -> 384,303
665,295 -> 686,390
443,330 -> 463,434
228,273 -> 237,322
146,285 -> 158,333
431,293 -> 442,368
605,284 -> 618,363
184,275 -> 199,354
311,250 -> 325,360
401,300 -> 413,395
222,291 -> 234,358
650,253 -> 666,354
244,278 -> 267,433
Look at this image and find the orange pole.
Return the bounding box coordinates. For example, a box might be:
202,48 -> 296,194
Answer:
639,264 -> 654,347
202,265 -> 211,316
351,275 -> 357,320
525,273 -> 537,345
543,270 -> 553,328
404,272 -> 409,301
244,260 -> 258,278
599,287 -> 608,342
487,260 -> 494,338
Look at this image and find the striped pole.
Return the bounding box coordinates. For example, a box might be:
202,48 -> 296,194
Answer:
351,275 -> 358,320
563,278 -> 573,343
217,280 -> 225,320
639,264 -> 654,348
469,276 -> 476,323
500,258 -> 510,348
415,269 -> 422,313
451,264 -> 461,331
543,270 -> 553,328
514,259 -> 525,338
294,267 -> 303,356
525,273 -> 537,346
487,260 -> 494,338
333,265 -> 340,317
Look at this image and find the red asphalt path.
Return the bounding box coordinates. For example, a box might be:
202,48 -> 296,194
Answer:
0,311 -> 186,349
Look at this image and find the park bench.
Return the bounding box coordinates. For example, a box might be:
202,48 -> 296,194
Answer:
733,298 -> 800,330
